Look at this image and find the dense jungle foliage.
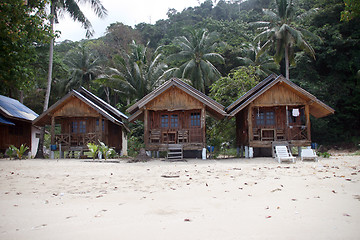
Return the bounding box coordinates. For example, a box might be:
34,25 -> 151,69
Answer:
1,0 -> 359,150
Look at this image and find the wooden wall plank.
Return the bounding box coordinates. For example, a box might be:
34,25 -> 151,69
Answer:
146,87 -> 203,111
53,96 -> 100,118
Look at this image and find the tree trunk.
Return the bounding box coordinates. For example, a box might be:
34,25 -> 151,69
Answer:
35,3 -> 55,159
44,7 -> 54,112
285,44 -> 290,80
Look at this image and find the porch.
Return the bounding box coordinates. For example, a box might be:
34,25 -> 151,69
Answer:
55,132 -> 102,151
146,128 -> 204,151
247,105 -> 311,148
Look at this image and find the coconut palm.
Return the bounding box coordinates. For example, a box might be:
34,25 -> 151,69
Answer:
99,41 -> 168,103
44,0 -> 107,111
236,42 -> 279,78
36,0 -> 107,159
253,0 -> 318,79
62,42 -> 102,91
167,28 -> 225,93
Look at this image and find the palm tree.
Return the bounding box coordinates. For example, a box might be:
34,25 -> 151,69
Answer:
167,28 -> 225,93
236,42 -> 279,78
36,0 -> 107,159
253,0 -> 318,79
44,0 -> 107,111
62,42 -> 102,91
99,41 -> 168,103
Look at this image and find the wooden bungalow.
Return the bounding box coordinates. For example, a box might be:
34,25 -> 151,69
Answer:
33,87 -> 128,156
0,95 -> 40,157
226,74 -> 334,155
127,78 -> 226,154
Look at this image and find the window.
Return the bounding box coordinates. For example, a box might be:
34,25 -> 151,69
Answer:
191,112 -> 201,127
161,115 -> 168,128
170,114 -> 178,128
96,119 -> 105,131
71,121 -> 78,133
72,120 -> 86,133
265,111 -> 275,125
79,121 -> 86,133
256,112 -> 265,126
255,109 -> 275,126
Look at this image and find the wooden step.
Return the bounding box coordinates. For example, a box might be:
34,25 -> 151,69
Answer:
167,144 -> 183,161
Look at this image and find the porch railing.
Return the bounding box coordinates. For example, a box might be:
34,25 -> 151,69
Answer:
55,132 -> 101,147
252,126 -> 308,141
148,128 -> 203,144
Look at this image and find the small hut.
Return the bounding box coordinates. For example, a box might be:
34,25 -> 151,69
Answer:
0,95 -> 40,156
127,78 -> 226,156
226,74 -> 334,156
33,87 -> 128,156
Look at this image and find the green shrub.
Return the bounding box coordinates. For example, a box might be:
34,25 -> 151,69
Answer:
5,146 -> 16,159
87,142 -> 98,160
318,152 -> 331,158
8,144 -> 29,159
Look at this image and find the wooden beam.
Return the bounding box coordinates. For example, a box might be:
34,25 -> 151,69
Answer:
248,105 -> 253,144
305,104 -> 311,142
144,108 -> 149,146
201,106 -> 206,148
51,115 -> 55,145
99,116 -> 103,142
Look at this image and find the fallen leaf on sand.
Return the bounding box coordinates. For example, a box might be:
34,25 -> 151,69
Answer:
184,218 -> 191,222
161,175 -> 180,178
33,224 -> 47,229
271,188 -> 282,193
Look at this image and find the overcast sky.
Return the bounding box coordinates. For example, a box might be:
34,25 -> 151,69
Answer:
55,0 -> 206,42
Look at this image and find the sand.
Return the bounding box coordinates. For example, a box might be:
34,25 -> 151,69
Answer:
0,155 -> 359,240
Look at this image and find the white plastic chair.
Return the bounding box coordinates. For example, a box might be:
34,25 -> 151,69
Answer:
301,148 -> 318,162
274,145 -> 296,163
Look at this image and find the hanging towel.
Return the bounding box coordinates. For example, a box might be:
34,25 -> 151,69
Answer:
292,108 -> 300,117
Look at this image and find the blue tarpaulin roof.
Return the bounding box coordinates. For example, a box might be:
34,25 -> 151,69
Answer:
0,115 -> 15,125
0,95 -> 38,121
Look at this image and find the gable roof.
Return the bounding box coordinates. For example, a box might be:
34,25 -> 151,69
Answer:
79,87 -> 128,120
126,78 -> 227,122
227,74 -> 335,118
33,88 -> 128,129
0,95 -> 38,122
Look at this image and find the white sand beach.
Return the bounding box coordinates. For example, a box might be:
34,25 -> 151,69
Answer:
0,154 -> 359,240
